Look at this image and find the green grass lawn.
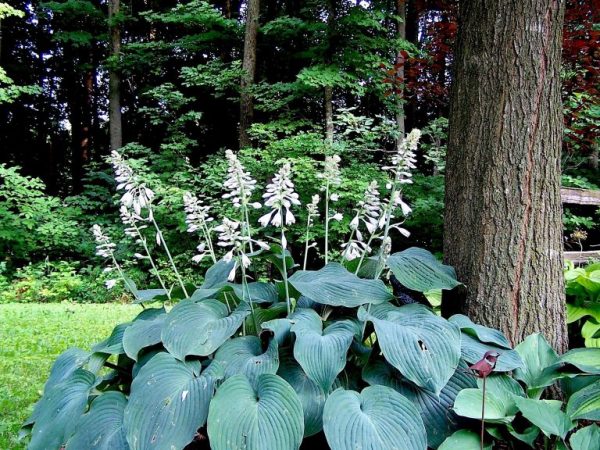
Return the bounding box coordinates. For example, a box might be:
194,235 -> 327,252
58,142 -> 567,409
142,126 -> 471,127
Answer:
0,303 -> 140,450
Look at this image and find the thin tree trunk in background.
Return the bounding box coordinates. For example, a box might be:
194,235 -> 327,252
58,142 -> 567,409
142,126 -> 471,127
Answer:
239,0 -> 260,148
443,0 -> 568,352
324,0 -> 336,144
108,0 -> 123,151
395,0 -> 406,146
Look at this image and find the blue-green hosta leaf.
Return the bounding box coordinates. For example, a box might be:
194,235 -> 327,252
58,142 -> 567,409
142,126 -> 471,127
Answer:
323,386 -> 427,450
190,260 -> 235,300
362,359 -> 476,448
65,391 -> 128,450
288,262 -> 393,307
514,333 -> 561,398
213,335 -> 279,388
124,352 -> 220,450
570,424 -> 600,450
28,369 -> 97,450
229,281 -> 278,303
161,299 -> 249,360
387,247 -> 461,292
291,309 -> 354,392
449,315 -> 511,348
559,348 -> 600,374
360,303 -> 461,394
515,398 -> 574,439
207,374 -> 304,450
567,379 -> 600,421
438,430 -> 492,450
453,375 -> 524,423
122,308 -> 166,361
261,317 -> 293,345
42,348 -> 90,393
278,356 -> 327,437
135,289 -> 169,303
92,322 -> 131,355
460,333 -> 523,372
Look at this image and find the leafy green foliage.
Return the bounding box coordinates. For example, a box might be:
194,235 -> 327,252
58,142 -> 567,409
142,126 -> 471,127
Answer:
447,333 -> 600,449
565,261 -> 600,347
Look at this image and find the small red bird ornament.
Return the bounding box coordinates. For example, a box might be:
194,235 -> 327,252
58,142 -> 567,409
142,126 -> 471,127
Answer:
467,350 -> 500,378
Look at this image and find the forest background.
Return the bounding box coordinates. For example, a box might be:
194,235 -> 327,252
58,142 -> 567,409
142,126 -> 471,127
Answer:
0,0 -> 598,303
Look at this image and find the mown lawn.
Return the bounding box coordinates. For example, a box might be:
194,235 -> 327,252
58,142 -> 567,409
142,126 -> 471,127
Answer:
0,303 -> 140,450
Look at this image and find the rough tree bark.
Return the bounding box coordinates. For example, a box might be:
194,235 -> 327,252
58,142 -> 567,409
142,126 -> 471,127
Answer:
108,0 -> 122,151
239,0 -> 260,148
443,0 -> 568,352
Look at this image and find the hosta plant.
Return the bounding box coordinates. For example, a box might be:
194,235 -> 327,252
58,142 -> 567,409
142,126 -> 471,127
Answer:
443,333 -> 600,450
565,260 -> 600,348
21,134 -> 562,450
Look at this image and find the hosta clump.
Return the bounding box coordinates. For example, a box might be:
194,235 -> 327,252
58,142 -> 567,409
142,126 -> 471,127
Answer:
22,138 -> 531,450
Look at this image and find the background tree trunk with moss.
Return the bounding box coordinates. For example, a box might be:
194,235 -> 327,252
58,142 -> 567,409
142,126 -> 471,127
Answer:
443,0 -> 568,352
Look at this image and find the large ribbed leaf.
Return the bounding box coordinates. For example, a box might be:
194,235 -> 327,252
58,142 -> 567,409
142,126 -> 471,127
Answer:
28,369 -> 96,450
439,430 -> 492,450
278,356 -> 327,437
123,307 -> 166,361
229,281 -> 279,304
245,302 -> 288,335
460,333 -> 523,372
567,380 -> 600,420
449,315 -> 511,348
42,348 -> 90,393
387,247 -> 461,292
190,260 -> 235,300
362,359 -> 476,448
359,303 -> 461,394
291,309 -> 354,392
213,335 -> 279,388
65,391 -> 128,450
207,374 -> 304,450
453,375 -> 525,424
123,352 -> 220,450
570,424 -> 600,450
514,333 -> 561,398
162,299 -> 248,360
92,322 -> 131,355
323,386 -> 427,450
559,348 -> 600,374
288,262 -> 393,307
515,398 -> 574,438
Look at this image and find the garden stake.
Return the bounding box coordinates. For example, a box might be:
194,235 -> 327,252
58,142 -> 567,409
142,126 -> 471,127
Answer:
465,350 -> 500,450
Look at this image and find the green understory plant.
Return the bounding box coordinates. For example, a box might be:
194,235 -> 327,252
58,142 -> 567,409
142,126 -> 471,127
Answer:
445,333 -> 600,450
22,139 -> 600,450
565,261 -> 600,348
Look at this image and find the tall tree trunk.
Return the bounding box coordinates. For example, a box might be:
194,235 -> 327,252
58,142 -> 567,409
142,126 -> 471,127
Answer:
108,0 -> 123,151
443,0 -> 567,352
395,0 -> 406,146
324,0 -> 336,144
239,0 -> 260,148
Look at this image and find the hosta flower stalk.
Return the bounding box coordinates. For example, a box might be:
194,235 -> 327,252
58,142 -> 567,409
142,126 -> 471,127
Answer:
303,194 -> 320,270
259,163 -> 300,314
223,150 -> 261,253
109,151 -> 189,297
183,192 -> 217,264
120,206 -> 171,299
318,155 -> 342,264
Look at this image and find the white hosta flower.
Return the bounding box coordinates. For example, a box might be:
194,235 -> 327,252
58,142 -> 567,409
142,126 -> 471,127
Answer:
307,194 -> 320,217
105,279 -> 118,289
341,240 -> 370,261
120,206 -> 146,238
108,151 -> 155,216
259,163 -> 301,227
318,155 -> 342,187
331,212 -> 343,221
92,224 -> 116,259
215,217 -> 268,279
330,193 -> 339,202
222,150 -> 259,208
183,192 -> 214,233
382,128 -> 421,180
